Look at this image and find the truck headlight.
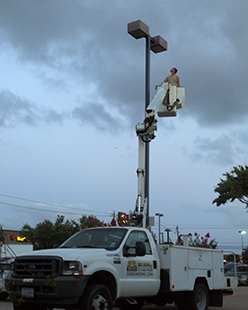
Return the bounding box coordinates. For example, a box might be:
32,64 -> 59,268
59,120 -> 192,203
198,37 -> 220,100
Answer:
62,261 -> 83,276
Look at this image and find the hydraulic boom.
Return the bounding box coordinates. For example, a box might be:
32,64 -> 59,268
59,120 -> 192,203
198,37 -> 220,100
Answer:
129,82 -> 185,227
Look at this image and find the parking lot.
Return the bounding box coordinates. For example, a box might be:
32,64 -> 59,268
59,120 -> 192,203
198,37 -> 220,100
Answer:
1,287 -> 247,310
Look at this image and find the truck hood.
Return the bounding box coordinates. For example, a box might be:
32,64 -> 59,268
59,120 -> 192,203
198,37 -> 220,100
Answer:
16,248 -> 114,261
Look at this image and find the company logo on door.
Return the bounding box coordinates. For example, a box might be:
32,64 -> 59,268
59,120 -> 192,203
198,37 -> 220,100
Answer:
127,261 -> 153,276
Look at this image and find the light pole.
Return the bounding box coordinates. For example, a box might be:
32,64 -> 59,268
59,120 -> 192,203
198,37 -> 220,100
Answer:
239,230 -> 246,254
165,228 -> 171,243
155,213 -> 164,244
127,20 -> 167,227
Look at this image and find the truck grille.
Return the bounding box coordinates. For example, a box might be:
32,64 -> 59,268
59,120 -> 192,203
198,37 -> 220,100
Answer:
14,256 -> 62,278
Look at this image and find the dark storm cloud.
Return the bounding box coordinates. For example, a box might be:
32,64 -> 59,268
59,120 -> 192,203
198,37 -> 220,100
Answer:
0,90 -> 65,127
1,0 -> 248,128
176,1 -> 248,127
0,0 -> 84,61
0,89 -> 39,127
192,131 -> 248,166
72,102 -> 123,132
192,135 -> 235,166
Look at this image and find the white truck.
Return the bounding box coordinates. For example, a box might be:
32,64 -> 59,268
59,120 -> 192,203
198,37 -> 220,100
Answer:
1,244 -> 33,258
8,84 -> 237,310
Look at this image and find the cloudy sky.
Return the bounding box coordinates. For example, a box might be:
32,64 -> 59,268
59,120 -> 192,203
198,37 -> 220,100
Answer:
1,0 -> 248,252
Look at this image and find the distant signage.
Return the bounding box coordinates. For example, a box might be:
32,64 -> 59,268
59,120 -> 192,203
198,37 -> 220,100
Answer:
10,235 -> 28,242
16,236 -> 27,242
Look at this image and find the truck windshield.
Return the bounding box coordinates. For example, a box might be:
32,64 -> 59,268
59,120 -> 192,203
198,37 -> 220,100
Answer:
59,227 -> 127,250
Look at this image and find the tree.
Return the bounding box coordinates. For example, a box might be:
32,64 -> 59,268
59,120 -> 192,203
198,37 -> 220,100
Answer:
242,246 -> 248,263
20,214 -> 105,250
53,215 -> 80,245
21,215 -> 80,250
80,215 -> 104,229
0,225 -> 4,243
224,253 -> 240,263
212,165 -> 248,208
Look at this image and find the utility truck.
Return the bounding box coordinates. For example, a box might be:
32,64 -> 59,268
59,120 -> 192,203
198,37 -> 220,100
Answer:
8,84 -> 237,310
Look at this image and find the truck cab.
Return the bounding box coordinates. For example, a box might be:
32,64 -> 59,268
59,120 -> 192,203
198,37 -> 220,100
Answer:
8,227 -> 160,310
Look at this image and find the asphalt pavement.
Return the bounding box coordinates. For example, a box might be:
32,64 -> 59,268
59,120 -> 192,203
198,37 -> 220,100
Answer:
1,287 -> 247,310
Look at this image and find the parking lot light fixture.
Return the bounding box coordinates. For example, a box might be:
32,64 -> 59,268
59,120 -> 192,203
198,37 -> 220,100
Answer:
127,20 -> 167,228
239,230 -> 246,254
155,213 -> 164,244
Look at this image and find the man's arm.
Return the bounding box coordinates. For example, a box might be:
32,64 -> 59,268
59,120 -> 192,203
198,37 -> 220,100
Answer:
177,76 -> 180,87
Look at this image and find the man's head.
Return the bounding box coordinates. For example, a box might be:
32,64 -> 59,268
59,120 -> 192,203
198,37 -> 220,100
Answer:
170,67 -> 178,75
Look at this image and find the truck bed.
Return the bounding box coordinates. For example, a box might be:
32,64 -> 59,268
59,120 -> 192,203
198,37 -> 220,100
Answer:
157,244 -> 226,291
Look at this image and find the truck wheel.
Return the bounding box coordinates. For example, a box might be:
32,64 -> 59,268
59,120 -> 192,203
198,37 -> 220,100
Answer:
115,298 -> 144,310
190,283 -> 209,310
151,293 -> 167,307
80,284 -> 112,310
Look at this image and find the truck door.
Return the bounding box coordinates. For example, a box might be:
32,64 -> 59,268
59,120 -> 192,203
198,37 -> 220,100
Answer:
120,230 -> 160,296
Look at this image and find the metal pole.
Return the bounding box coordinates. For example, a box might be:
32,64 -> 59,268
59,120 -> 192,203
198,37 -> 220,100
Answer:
156,213 -> 164,244
158,216 -> 161,244
145,35 -> 151,227
239,230 -> 246,255
127,20 -> 167,228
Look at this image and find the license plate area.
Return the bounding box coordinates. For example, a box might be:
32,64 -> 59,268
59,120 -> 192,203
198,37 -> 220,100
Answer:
21,287 -> 34,298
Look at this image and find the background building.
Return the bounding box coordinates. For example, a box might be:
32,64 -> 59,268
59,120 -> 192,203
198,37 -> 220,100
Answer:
0,229 -> 33,259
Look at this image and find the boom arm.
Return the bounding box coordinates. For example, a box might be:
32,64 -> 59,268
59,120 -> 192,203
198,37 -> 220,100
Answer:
129,83 -> 185,227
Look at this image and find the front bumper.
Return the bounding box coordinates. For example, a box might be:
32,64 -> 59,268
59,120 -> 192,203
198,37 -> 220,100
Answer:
8,275 -> 89,306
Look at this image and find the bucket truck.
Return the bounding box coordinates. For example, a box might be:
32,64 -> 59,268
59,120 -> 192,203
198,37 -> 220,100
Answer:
7,83 -> 237,310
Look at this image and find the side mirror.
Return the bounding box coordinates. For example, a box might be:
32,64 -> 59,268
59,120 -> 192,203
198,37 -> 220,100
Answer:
123,241 -> 146,257
136,241 -> 146,256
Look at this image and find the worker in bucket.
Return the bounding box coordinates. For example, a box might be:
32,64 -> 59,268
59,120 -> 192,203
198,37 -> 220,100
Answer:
163,67 -> 180,87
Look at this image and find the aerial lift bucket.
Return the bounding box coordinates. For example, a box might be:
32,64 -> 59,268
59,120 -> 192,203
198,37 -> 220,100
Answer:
157,85 -> 185,117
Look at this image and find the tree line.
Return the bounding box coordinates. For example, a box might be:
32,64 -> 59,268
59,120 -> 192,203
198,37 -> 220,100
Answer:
20,215 -> 104,250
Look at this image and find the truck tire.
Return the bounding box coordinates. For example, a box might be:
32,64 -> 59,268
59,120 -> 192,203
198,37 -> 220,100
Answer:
189,283 -> 209,310
151,293 -> 167,307
79,284 -> 112,310
115,298 -> 144,310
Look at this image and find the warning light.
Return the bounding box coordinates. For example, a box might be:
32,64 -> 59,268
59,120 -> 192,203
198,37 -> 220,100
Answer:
118,212 -> 128,226
10,235 -> 15,241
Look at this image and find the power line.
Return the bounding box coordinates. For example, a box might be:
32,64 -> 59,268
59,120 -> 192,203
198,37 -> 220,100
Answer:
0,193 -> 111,216
0,193 -> 75,209
159,224 -> 248,230
0,201 -> 85,216
0,193 -> 92,212
0,201 -> 111,218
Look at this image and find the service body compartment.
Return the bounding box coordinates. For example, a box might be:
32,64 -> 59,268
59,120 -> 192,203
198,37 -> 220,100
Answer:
157,244 -> 225,292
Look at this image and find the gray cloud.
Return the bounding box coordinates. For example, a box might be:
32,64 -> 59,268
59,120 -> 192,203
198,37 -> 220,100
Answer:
1,0 -> 248,130
72,101 -> 125,132
192,132 -> 247,166
0,90 -> 65,127
0,90 -> 39,127
0,0 -> 247,251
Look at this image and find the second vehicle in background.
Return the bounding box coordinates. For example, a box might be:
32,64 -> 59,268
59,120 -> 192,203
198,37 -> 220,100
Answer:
226,264 -> 248,286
